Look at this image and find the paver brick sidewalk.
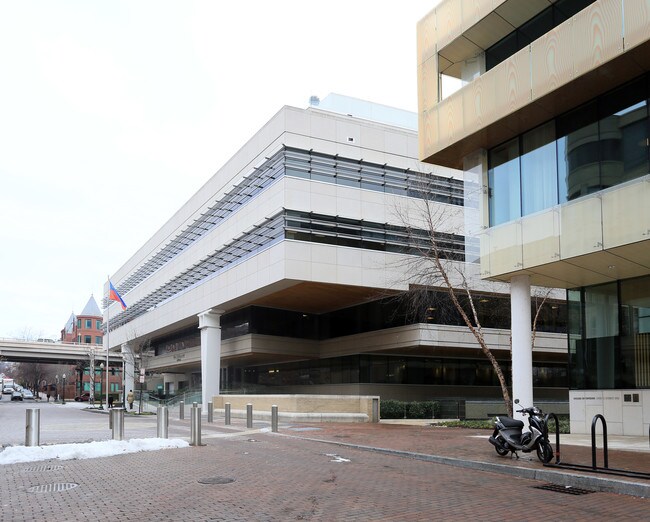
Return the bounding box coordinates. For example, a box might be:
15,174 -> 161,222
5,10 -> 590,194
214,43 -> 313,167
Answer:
278,421 -> 650,494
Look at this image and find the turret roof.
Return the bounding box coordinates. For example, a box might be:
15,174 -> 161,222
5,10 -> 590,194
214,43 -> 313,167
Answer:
80,295 -> 102,317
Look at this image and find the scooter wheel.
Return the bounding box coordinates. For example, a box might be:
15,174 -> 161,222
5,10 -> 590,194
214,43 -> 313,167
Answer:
536,441 -> 553,463
494,436 -> 509,456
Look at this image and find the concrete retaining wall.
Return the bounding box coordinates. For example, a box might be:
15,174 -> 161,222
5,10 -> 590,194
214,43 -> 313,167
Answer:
465,401 -> 569,419
211,394 -> 379,423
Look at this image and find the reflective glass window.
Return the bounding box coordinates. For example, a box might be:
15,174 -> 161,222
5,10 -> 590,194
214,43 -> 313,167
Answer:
620,276 -> 650,388
580,283 -> 618,389
521,122 -> 558,215
598,78 -> 649,187
488,138 -> 521,226
486,31 -> 518,71
519,8 -> 553,44
556,101 -> 599,201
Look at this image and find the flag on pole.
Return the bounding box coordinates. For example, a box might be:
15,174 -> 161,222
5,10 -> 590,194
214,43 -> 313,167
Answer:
108,281 -> 127,310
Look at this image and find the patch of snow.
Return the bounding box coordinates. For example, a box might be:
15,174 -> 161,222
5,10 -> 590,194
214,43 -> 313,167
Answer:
0,438 -> 189,465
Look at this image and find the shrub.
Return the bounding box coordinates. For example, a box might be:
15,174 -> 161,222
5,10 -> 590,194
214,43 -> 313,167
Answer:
380,400 -> 441,419
421,400 -> 441,419
380,399 -> 407,419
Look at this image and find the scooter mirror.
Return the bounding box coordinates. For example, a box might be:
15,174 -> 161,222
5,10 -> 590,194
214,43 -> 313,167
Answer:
514,399 -> 519,404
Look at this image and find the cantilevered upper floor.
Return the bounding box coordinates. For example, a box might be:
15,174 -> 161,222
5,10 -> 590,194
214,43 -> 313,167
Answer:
417,0 -> 650,169
417,0 -> 650,288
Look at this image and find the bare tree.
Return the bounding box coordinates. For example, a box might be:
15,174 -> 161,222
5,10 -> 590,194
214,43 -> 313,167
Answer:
393,189 -> 516,416
531,288 -> 553,351
393,180 -> 560,418
12,362 -> 46,394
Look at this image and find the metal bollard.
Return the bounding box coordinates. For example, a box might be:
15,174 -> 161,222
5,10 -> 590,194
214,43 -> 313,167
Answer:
25,408 -> 40,447
157,406 -> 169,438
179,400 -> 185,420
111,408 -> 125,441
190,404 -> 202,446
372,397 -> 379,423
271,405 -> 278,433
246,403 -> 253,429
207,401 -> 213,423
225,402 -> 231,425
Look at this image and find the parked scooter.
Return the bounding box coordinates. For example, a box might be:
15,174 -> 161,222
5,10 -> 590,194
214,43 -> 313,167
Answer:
488,399 -> 553,463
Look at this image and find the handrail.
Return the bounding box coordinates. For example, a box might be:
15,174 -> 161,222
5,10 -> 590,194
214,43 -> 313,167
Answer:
591,413 -> 608,470
544,414 -> 650,481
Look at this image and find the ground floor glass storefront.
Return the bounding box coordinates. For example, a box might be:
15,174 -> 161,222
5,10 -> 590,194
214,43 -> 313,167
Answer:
569,274 -> 650,390
223,354 -> 567,390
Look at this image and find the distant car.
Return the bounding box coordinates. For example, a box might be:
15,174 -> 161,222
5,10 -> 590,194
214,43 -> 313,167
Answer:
2,387 -> 13,395
75,392 -> 91,402
21,390 -> 35,400
11,390 -> 23,401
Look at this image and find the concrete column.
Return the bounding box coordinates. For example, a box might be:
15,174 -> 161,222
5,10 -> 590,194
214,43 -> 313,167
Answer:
198,308 -> 224,408
511,275 -> 533,425
121,343 -> 135,405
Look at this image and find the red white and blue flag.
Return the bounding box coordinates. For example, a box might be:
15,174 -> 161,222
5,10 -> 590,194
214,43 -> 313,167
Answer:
109,280 -> 127,310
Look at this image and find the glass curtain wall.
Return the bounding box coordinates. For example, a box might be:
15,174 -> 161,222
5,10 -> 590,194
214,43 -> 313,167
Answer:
570,275 -> 650,390
488,139 -> 520,226
488,75 -> 650,227
521,121 -> 558,215
235,354 -> 567,388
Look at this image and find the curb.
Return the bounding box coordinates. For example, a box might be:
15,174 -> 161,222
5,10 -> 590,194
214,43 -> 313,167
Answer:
283,434 -> 649,499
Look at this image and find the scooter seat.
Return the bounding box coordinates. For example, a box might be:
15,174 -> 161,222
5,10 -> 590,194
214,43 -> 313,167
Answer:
497,416 -> 524,429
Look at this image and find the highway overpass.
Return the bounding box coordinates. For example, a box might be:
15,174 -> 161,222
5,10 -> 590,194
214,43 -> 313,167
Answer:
0,338 -> 123,365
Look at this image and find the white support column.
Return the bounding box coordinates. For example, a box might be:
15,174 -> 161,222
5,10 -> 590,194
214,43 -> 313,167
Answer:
511,275 -> 533,425
198,309 -> 224,407
121,343 -> 135,406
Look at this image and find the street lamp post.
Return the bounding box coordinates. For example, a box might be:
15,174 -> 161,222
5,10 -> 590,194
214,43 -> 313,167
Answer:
55,375 -> 59,402
99,363 -> 104,409
62,373 -> 66,405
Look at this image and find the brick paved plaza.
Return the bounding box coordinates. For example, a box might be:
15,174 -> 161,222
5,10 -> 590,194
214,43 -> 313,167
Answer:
0,404 -> 648,521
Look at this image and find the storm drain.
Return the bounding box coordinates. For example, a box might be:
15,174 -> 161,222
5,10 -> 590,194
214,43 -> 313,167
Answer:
23,465 -> 63,473
27,483 -> 79,494
533,483 -> 595,495
198,477 -> 235,485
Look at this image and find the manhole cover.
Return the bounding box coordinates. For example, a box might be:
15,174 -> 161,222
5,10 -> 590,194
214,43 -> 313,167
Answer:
27,483 -> 79,493
198,477 -> 235,485
533,483 -> 595,495
246,438 -> 258,442
23,465 -> 64,472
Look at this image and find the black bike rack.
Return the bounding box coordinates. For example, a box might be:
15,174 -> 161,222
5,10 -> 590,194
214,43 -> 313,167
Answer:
543,413 -> 650,480
544,412 -> 562,464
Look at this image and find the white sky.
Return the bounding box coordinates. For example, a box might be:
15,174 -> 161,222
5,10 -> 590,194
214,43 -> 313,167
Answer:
0,0 -> 436,339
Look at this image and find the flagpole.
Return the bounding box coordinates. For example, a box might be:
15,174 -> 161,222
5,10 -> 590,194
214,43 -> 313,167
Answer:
106,275 -> 110,410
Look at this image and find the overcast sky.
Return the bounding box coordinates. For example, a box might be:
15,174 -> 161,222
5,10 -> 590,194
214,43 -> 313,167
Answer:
0,0 -> 435,339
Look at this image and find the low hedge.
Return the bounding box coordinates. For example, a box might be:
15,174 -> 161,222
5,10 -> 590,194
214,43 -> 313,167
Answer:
381,399 -> 441,419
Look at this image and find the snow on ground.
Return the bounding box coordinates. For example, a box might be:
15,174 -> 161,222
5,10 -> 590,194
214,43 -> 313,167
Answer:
0,438 -> 189,465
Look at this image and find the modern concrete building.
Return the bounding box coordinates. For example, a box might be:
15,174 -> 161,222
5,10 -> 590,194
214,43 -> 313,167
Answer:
417,0 -> 650,434
104,94 -> 567,411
